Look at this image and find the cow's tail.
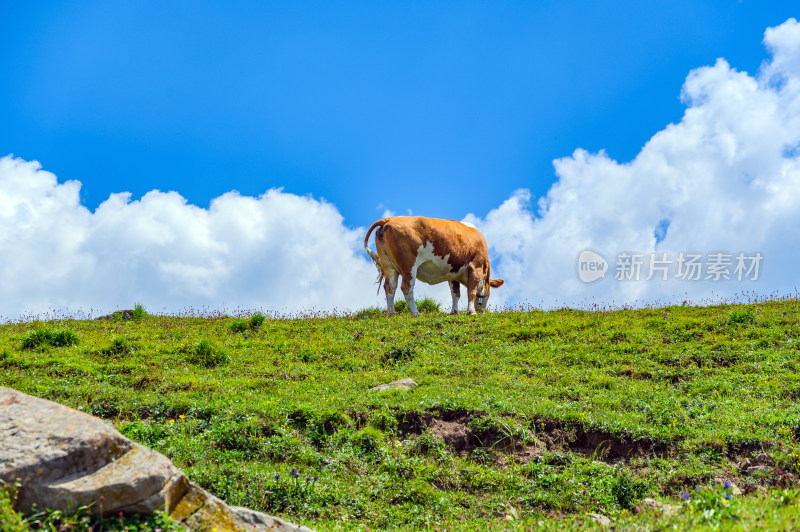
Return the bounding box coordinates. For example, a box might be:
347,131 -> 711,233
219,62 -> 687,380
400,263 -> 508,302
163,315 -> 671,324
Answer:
364,219 -> 390,294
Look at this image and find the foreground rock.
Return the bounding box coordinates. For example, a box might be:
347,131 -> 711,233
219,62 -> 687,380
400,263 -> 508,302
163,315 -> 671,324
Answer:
0,387 -> 314,531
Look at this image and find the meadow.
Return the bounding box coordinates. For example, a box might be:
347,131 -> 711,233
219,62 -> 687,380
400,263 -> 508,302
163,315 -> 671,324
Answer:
3,298 -> 800,530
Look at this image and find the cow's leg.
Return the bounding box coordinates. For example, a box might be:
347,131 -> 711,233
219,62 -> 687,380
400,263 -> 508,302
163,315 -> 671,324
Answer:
400,274 -> 420,316
449,281 -> 460,315
466,266 -> 481,315
384,270 -> 399,316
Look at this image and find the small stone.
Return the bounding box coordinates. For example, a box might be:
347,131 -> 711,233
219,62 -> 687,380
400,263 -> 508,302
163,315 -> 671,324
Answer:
641,498 -> 679,516
587,512 -> 611,525
370,378 -> 418,391
713,476 -> 742,494
504,504 -> 519,520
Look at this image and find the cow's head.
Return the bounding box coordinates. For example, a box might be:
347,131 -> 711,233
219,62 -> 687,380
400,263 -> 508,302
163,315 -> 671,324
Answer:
476,278 -> 504,313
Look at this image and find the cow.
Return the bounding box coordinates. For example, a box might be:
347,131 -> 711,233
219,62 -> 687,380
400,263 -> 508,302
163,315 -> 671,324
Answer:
364,216 -> 504,316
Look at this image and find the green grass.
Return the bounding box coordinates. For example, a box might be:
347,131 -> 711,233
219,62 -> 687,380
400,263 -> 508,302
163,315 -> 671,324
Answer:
20,328 -> 79,350
132,302 -> 148,321
3,299 -> 800,529
184,338 -> 229,368
394,297 -> 441,314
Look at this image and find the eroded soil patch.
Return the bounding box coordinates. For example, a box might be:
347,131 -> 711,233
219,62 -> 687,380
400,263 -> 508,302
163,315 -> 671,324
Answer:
394,410 -> 772,467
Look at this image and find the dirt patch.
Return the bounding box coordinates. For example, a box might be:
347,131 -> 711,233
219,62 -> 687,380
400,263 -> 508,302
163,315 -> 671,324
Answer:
393,409 -> 772,467
430,418 -> 474,453
398,409 -> 534,457
396,410 -> 666,463
727,442 -> 769,459
737,451 -> 775,476
531,417 -> 673,462
397,409 -> 473,436
569,430 -> 667,461
133,377 -> 155,391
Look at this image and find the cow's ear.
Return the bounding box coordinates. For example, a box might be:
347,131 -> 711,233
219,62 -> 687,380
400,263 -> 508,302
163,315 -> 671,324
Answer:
489,279 -> 504,288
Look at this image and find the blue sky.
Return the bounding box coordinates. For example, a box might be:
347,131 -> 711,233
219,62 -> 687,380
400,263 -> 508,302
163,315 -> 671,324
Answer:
3,2 -> 800,318
3,1 -> 797,227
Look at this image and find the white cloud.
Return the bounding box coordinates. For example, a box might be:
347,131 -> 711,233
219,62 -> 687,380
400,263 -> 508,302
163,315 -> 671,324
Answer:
375,202 -> 395,219
0,156 -> 386,319
467,18 -> 800,309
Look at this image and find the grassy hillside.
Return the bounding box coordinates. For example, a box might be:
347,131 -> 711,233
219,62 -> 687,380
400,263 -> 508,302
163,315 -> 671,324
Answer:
3,300 -> 800,530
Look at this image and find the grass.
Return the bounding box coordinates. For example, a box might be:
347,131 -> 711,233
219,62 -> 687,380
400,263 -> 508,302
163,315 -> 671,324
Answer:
2,299 -> 800,529
184,338 -> 229,368
20,328 -> 79,350
394,297 -> 441,314
132,302 -> 148,321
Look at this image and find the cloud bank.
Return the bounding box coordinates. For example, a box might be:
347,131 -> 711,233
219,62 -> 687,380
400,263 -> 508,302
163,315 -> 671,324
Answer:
466,18 -> 800,309
0,156 -> 383,319
4,18 -> 800,319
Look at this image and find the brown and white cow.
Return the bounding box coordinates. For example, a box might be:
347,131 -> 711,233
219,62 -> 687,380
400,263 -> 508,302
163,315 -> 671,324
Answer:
364,216 -> 504,316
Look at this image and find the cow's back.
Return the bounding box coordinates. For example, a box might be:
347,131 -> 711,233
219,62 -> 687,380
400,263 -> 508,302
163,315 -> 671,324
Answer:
376,216 -> 488,275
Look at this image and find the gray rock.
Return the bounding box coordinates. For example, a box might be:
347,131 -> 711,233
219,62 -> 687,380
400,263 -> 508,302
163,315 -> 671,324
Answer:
94,309 -> 135,320
641,497 -> 679,516
0,387 -> 314,531
370,378 -> 418,391
586,512 -> 611,525
172,483 -> 315,531
713,477 -> 743,495
502,503 -> 519,520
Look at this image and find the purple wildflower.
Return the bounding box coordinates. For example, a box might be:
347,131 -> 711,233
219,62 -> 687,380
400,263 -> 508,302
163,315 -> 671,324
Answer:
724,481 -> 731,489
682,493 -> 690,499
